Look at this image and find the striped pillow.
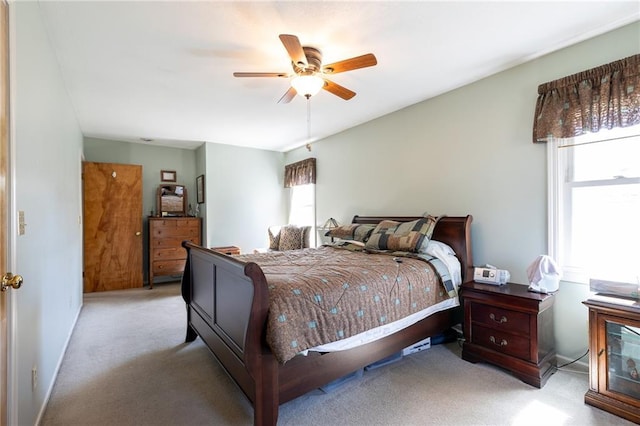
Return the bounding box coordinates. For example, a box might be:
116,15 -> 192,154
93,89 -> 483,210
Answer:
364,216 -> 439,253
325,224 -> 376,242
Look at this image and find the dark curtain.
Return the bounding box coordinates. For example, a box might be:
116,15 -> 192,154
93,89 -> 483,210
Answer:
284,157 -> 316,188
533,54 -> 640,143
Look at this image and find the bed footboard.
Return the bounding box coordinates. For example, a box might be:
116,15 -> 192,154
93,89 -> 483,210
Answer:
181,241 -> 279,425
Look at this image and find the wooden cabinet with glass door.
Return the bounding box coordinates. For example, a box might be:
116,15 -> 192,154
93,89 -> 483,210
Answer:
583,294 -> 640,423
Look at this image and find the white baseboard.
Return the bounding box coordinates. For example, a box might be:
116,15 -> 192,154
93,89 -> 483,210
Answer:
34,302 -> 83,426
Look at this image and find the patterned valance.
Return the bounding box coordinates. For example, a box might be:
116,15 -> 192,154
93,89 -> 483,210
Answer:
284,157 -> 316,188
533,54 -> 640,143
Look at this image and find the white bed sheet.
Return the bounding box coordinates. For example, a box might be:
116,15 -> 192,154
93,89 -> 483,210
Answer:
305,297 -> 459,353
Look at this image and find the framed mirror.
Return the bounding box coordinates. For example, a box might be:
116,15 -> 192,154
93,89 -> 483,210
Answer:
157,184 -> 187,217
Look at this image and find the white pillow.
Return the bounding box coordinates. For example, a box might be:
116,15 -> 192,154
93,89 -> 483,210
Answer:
420,240 -> 462,286
420,239 -> 455,257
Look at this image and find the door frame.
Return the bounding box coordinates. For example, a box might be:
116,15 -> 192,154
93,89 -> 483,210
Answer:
2,1 -> 17,424
0,1 -> 7,423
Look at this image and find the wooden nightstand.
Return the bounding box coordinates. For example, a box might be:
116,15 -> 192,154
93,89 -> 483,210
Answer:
210,245 -> 241,256
461,281 -> 556,388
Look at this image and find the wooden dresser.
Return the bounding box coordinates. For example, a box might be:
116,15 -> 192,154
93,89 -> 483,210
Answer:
461,281 -> 556,388
148,217 -> 201,288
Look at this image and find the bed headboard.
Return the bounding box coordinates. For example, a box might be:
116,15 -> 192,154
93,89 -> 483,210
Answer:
351,215 -> 474,283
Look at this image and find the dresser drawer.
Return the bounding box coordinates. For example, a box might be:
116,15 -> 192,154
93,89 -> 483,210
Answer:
471,323 -> 531,360
151,226 -> 200,239
471,303 -> 530,336
153,247 -> 187,261
151,236 -> 199,249
150,219 -> 199,229
152,259 -> 186,275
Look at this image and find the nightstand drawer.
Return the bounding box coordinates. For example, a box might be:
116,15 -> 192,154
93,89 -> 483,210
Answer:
471,303 -> 530,336
471,324 -> 531,360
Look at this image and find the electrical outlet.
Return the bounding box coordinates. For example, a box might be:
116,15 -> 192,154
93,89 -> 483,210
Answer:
18,211 -> 26,235
32,366 -> 37,391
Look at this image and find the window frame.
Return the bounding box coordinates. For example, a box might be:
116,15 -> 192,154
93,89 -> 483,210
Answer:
547,128 -> 640,285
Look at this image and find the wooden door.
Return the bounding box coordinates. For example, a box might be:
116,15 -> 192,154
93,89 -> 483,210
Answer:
83,162 -> 143,292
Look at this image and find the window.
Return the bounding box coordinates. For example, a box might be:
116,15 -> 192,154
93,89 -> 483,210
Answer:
288,183 -> 315,243
283,158 -> 316,246
548,126 -> 640,285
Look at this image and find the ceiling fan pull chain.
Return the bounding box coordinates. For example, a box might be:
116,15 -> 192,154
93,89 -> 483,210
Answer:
307,97 -> 311,138
306,97 -> 312,151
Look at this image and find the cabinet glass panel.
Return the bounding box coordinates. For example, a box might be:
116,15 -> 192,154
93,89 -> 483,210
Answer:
606,320 -> 640,398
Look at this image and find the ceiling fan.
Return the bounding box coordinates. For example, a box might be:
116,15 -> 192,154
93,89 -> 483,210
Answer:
233,34 -> 377,103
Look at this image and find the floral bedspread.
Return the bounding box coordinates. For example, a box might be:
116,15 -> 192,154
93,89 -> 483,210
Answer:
236,246 -> 455,363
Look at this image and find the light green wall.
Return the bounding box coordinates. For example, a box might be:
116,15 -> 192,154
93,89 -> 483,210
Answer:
12,2 -> 84,424
195,143 -> 207,243
203,142 -> 285,252
286,21 -> 640,363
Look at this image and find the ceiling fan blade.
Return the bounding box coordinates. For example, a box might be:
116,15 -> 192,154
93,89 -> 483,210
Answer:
322,79 -> 356,100
233,72 -> 288,78
322,53 -> 377,74
279,34 -> 308,68
278,87 -> 297,104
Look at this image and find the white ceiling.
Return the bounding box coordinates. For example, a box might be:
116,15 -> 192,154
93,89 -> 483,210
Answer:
37,1 -> 640,152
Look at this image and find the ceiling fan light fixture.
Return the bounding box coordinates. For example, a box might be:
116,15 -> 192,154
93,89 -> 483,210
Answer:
291,74 -> 324,98
233,34 -> 377,102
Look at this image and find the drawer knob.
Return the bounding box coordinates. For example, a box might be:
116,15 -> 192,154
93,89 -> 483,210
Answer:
489,313 -> 507,324
490,336 -> 508,347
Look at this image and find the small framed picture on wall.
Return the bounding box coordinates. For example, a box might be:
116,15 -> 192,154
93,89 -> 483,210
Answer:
196,174 -> 205,204
161,170 -> 176,182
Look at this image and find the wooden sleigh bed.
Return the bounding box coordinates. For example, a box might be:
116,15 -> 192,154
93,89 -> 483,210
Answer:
181,215 -> 473,425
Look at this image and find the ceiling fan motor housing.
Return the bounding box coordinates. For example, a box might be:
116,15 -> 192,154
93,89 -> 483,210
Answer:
294,47 -> 322,74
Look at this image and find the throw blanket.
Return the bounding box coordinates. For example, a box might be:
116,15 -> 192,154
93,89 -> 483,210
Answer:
236,246 -> 455,363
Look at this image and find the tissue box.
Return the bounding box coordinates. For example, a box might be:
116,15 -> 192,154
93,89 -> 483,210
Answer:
590,278 -> 640,299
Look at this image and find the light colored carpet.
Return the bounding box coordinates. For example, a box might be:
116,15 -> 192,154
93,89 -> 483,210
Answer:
40,283 -> 633,426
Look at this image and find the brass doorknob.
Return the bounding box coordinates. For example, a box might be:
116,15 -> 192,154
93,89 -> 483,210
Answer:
1,272 -> 23,291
